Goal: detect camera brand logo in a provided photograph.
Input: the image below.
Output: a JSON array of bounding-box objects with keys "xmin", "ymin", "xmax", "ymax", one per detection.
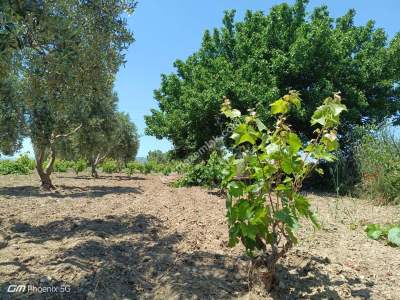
[
  {"xmin": 6, "ymin": 284, "xmax": 71, "ymax": 294},
  {"xmin": 7, "ymin": 285, "xmax": 26, "ymax": 293}
]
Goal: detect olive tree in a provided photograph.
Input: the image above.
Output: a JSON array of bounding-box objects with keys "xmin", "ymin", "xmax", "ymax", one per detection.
[
  {"xmin": 0, "ymin": 0, "xmax": 136, "ymax": 189},
  {"xmin": 70, "ymin": 110, "xmax": 139, "ymax": 178}
]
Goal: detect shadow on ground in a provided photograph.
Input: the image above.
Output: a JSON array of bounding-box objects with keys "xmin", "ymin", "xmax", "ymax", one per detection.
[
  {"xmin": 1, "ymin": 214, "xmax": 372, "ymax": 299},
  {"xmin": 269, "ymin": 255, "xmax": 372, "ymax": 300},
  {"xmin": 1, "ymin": 214, "xmax": 248, "ymax": 299},
  {"xmin": 10, "ymin": 214, "xmax": 158, "ymax": 243},
  {"xmin": 57, "ymin": 175, "xmax": 147, "ymax": 181},
  {"xmin": 0, "ymin": 184, "xmax": 142, "ymax": 199}
]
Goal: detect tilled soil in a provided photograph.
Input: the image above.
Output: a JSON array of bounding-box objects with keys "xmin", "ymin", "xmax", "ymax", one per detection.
[{"xmin": 0, "ymin": 172, "xmax": 399, "ymax": 299}]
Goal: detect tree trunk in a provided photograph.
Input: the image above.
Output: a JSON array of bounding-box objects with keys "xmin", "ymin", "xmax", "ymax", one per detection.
[
  {"xmin": 32, "ymin": 125, "xmax": 82, "ymax": 190},
  {"xmin": 90, "ymin": 152, "xmax": 108, "ymax": 178},
  {"xmin": 37, "ymin": 167, "xmax": 55, "ymax": 190},
  {"xmin": 45, "ymin": 142, "xmax": 56, "ymax": 175},
  {"xmin": 34, "ymin": 145, "xmax": 56, "ymax": 190},
  {"xmin": 91, "ymin": 161, "xmax": 99, "ymax": 178},
  {"xmin": 249, "ymin": 240, "xmax": 293, "ymax": 291}
]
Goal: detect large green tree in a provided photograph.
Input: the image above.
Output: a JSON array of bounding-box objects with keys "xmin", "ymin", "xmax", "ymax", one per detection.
[
  {"xmin": 0, "ymin": 0, "xmax": 136, "ymax": 188},
  {"xmin": 145, "ymin": 0, "xmax": 400, "ymax": 157}
]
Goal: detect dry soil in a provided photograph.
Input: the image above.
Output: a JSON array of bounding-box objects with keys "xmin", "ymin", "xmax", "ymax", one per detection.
[{"xmin": 0, "ymin": 172, "xmax": 399, "ymax": 299}]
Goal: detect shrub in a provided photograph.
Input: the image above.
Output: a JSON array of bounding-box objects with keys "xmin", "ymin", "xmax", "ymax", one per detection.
[
  {"xmin": 0, "ymin": 160, "xmax": 29, "ymax": 175},
  {"xmin": 175, "ymin": 151, "xmax": 226, "ymax": 188},
  {"xmin": 0, "ymin": 160, "xmax": 12, "ymax": 175},
  {"xmin": 125, "ymin": 160, "xmax": 176, "ymax": 176},
  {"xmin": 0, "ymin": 154, "xmax": 35, "ymax": 175},
  {"xmin": 366, "ymin": 223, "xmax": 400, "ymax": 247},
  {"xmin": 304, "ymin": 151, "xmax": 359, "ymax": 196},
  {"xmin": 162, "ymin": 165, "xmax": 172, "ymax": 175},
  {"xmin": 54, "ymin": 160, "xmax": 70, "ymax": 173},
  {"xmin": 73, "ymin": 159, "xmax": 87, "ymax": 175},
  {"xmin": 135, "ymin": 163, "xmax": 145, "ymax": 174},
  {"xmin": 143, "ymin": 161, "xmax": 156, "ymax": 174},
  {"xmin": 125, "ymin": 161, "xmax": 142, "ymax": 176},
  {"xmin": 221, "ymin": 92, "xmax": 346, "ymax": 288},
  {"xmin": 172, "ymin": 161, "xmax": 190, "ymax": 174},
  {"xmin": 101, "ymin": 159, "xmax": 119, "ymax": 174},
  {"xmin": 16, "ymin": 154, "xmax": 36, "ymax": 170},
  {"xmin": 144, "ymin": 161, "xmax": 164, "ymax": 174},
  {"xmin": 125, "ymin": 161, "xmax": 135, "ymax": 176},
  {"xmin": 174, "ymin": 163, "xmax": 206, "ymax": 186},
  {"xmin": 354, "ymin": 125, "xmax": 400, "ymax": 204}
]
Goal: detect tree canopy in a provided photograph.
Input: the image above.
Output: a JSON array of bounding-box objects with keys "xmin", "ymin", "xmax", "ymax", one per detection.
[
  {"xmin": 60, "ymin": 106, "xmax": 139, "ymax": 178},
  {"xmin": 0, "ymin": 0, "xmax": 137, "ymax": 188},
  {"xmin": 145, "ymin": 0, "xmax": 400, "ymax": 157}
]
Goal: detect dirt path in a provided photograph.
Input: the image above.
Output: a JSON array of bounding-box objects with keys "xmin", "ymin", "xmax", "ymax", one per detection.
[{"xmin": 0, "ymin": 172, "xmax": 399, "ymax": 299}]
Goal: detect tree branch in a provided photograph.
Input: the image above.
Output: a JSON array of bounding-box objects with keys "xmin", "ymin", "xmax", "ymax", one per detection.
[
  {"xmin": 94, "ymin": 151, "xmax": 110, "ymax": 165},
  {"xmin": 54, "ymin": 124, "xmax": 82, "ymax": 140}
]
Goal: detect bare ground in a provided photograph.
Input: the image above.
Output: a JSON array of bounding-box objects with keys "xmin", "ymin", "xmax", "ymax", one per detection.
[{"xmin": 0, "ymin": 172, "xmax": 399, "ymax": 299}]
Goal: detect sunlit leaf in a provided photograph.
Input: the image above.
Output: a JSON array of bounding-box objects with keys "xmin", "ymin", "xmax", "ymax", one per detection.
[
  {"xmin": 255, "ymin": 118, "xmax": 267, "ymax": 131},
  {"xmin": 270, "ymin": 99, "xmax": 289, "ymax": 115},
  {"xmin": 366, "ymin": 224, "xmax": 383, "ymax": 240},
  {"xmin": 287, "ymin": 132, "xmax": 302, "ymax": 153}
]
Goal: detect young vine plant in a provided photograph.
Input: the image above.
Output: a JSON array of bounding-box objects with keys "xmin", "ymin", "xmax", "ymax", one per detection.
[{"xmin": 221, "ymin": 91, "xmax": 347, "ymax": 288}]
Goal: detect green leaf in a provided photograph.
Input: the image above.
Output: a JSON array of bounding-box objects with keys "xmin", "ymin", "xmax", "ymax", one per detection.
[
  {"xmin": 288, "ymin": 95, "xmax": 301, "ymax": 109},
  {"xmin": 270, "ymin": 99, "xmax": 289, "ymax": 115},
  {"xmin": 251, "ymin": 207, "xmax": 267, "ymax": 225},
  {"xmin": 321, "ymin": 133, "xmax": 339, "ymax": 151},
  {"xmin": 311, "ymin": 100, "xmax": 347, "ymax": 127},
  {"xmin": 231, "ymin": 132, "xmax": 240, "ymax": 143},
  {"xmin": 311, "ymin": 145, "xmax": 336, "ymax": 162},
  {"xmin": 239, "ymin": 133, "xmax": 256, "ymax": 145},
  {"xmin": 311, "ymin": 109, "xmax": 327, "ymax": 126},
  {"xmin": 228, "ymin": 238, "xmax": 238, "ymax": 247},
  {"xmin": 275, "ymin": 208, "xmax": 295, "ymax": 228},
  {"xmin": 276, "ymin": 183, "xmax": 290, "ymax": 191},
  {"xmin": 285, "ymin": 226, "xmax": 298, "ymax": 244},
  {"xmin": 227, "ymin": 181, "xmax": 245, "ymax": 197},
  {"xmin": 232, "ymin": 124, "xmax": 257, "ymax": 145},
  {"xmin": 240, "ymin": 223, "xmax": 258, "ymax": 240},
  {"xmin": 222, "ymin": 107, "xmax": 241, "ymax": 119},
  {"xmin": 281, "ymin": 156, "xmax": 295, "ymax": 174},
  {"xmin": 262, "ymin": 163, "xmax": 277, "ymax": 177},
  {"xmin": 309, "ymin": 211, "xmax": 320, "ymax": 229},
  {"xmin": 287, "ymin": 132, "xmax": 302, "ymax": 153},
  {"xmin": 388, "ymin": 227, "xmax": 400, "ymax": 246},
  {"xmin": 365, "ymin": 224, "xmax": 383, "ymax": 240},
  {"xmin": 255, "ymin": 118, "xmax": 267, "ymax": 131},
  {"xmin": 323, "ymin": 138, "xmax": 339, "ymax": 151},
  {"xmin": 236, "ymin": 200, "xmax": 251, "ymax": 221},
  {"xmin": 228, "ymin": 224, "xmax": 241, "ymax": 247},
  {"xmin": 330, "ymin": 102, "xmax": 347, "ymax": 116},
  {"xmin": 294, "ymin": 194, "xmax": 311, "ymax": 216}
]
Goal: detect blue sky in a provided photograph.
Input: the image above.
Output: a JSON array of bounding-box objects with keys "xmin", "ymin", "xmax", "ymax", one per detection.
[{"xmin": 16, "ymin": 0, "xmax": 400, "ymax": 158}]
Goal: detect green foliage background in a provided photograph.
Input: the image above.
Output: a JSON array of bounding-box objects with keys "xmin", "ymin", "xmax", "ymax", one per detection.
[
  {"xmin": 145, "ymin": 0, "xmax": 400, "ymax": 157},
  {"xmin": 354, "ymin": 125, "xmax": 400, "ymax": 204}
]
